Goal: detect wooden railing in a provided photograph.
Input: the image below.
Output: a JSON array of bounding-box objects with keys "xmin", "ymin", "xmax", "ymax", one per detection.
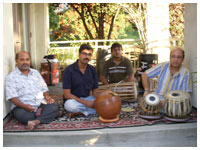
[{"xmin": 48, "ymin": 39, "xmax": 143, "ymax": 68}]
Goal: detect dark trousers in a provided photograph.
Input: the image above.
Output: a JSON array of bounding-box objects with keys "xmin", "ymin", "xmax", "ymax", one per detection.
[{"xmin": 11, "ymin": 103, "xmax": 58, "ymax": 124}]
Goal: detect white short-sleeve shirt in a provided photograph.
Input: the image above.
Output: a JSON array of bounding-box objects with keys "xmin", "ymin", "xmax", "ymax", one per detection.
[{"xmin": 5, "ymin": 67, "xmax": 48, "ymax": 110}]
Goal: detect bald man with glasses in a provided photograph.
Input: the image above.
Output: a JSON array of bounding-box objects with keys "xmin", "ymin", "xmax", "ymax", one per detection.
[{"xmin": 142, "ymin": 46, "xmax": 192, "ymax": 107}]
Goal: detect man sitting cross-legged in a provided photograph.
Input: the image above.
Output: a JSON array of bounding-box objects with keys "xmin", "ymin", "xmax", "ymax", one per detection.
[{"xmin": 5, "ymin": 51, "xmax": 58, "ymax": 130}]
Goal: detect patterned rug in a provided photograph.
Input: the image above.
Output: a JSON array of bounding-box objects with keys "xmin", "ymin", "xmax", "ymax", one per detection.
[{"xmin": 3, "ymin": 95, "xmax": 197, "ymax": 132}]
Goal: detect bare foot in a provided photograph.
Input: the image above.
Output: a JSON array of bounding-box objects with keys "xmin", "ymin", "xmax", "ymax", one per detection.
[
  {"xmin": 68, "ymin": 112, "xmax": 83, "ymax": 119},
  {"xmin": 27, "ymin": 120, "xmax": 40, "ymax": 130},
  {"xmin": 56, "ymin": 111, "xmax": 63, "ymax": 117}
]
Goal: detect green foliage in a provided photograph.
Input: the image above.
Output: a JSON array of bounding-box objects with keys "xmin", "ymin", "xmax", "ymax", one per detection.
[
  {"xmin": 120, "ymin": 3, "xmax": 147, "ymax": 53},
  {"xmin": 169, "ymin": 3, "xmax": 184, "ymax": 46},
  {"xmin": 48, "ymin": 48, "xmax": 79, "ymax": 68},
  {"xmin": 118, "ymin": 23, "xmax": 139, "ymax": 39},
  {"xmin": 49, "ymin": 5, "xmax": 60, "ymax": 41},
  {"xmin": 49, "ymin": 3, "xmax": 139, "ymax": 44},
  {"xmin": 49, "ymin": 3, "xmax": 185, "ymax": 49},
  {"xmin": 48, "ymin": 3, "xmax": 150, "ymax": 65}
]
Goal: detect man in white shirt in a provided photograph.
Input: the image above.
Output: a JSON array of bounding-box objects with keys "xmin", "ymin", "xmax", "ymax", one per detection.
[{"xmin": 5, "ymin": 51, "xmax": 58, "ymax": 130}]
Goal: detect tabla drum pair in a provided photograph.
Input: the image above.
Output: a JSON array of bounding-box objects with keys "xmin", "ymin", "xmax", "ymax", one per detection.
[
  {"xmin": 140, "ymin": 90, "xmax": 192, "ymax": 121},
  {"xmin": 139, "ymin": 93, "xmax": 161, "ymax": 119},
  {"xmin": 164, "ymin": 90, "xmax": 192, "ymax": 122}
]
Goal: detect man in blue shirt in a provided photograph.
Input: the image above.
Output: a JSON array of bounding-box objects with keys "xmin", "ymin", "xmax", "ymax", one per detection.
[{"xmin": 63, "ymin": 44, "xmax": 99, "ymax": 118}]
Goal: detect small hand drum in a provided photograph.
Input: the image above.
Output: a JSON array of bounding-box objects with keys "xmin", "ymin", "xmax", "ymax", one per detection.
[
  {"xmin": 140, "ymin": 93, "xmax": 161, "ymax": 119},
  {"xmin": 164, "ymin": 90, "xmax": 191, "ymax": 122}
]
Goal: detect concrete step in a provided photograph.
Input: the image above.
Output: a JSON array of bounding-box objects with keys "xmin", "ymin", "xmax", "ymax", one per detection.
[{"xmin": 3, "ymin": 122, "xmax": 197, "ymax": 147}]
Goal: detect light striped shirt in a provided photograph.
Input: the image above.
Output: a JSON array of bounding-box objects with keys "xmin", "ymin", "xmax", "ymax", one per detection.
[
  {"xmin": 145, "ymin": 62, "xmax": 192, "ymax": 96},
  {"xmin": 108, "ymin": 66, "xmax": 127, "ymax": 73}
]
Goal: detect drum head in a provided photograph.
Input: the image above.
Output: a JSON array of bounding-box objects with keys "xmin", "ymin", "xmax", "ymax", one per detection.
[
  {"xmin": 145, "ymin": 93, "xmax": 160, "ymax": 106},
  {"xmin": 165, "ymin": 90, "xmax": 189, "ymax": 101}
]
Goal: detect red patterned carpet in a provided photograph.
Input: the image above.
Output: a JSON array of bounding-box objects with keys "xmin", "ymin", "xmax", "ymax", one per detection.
[
  {"xmin": 3, "ymin": 95, "xmax": 197, "ymax": 132},
  {"xmin": 3, "ymin": 113, "xmax": 161, "ymax": 132}
]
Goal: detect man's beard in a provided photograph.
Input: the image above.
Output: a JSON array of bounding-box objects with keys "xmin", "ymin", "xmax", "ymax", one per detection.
[
  {"xmin": 113, "ymin": 55, "xmax": 121, "ymax": 59},
  {"xmin": 20, "ymin": 64, "xmax": 30, "ymax": 70}
]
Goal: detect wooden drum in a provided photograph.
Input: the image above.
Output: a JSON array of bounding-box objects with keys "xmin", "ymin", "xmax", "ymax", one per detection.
[
  {"xmin": 140, "ymin": 93, "xmax": 161, "ymax": 119},
  {"xmin": 98, "ymin": 82, "xmax": 137, "ymax": 101},
  {"xmin": 164, "ymin": 90, "xmax": 191, "ymax": 121}
]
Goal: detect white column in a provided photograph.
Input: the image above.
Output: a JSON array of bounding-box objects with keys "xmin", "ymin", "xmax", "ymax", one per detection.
[
  {"xmin": 146, "ymin": 3, "xmax": 170, "ymax": 63},
  {"xmin": 29, "ymin": 3, "xmax": 49, "ymax": 70},
  {"xmin": 184, "ymin": 3, "xmax": 197, "ymax": 108}
]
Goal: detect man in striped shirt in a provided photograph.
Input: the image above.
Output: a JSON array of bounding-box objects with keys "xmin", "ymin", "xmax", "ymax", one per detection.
[
  {"xmin": 142, "ymin": 46, "xmax": 192, "ymax": 106},
  {"xmin": 99, "ymin": 43, "xmax": 134, "ymax": 85}
]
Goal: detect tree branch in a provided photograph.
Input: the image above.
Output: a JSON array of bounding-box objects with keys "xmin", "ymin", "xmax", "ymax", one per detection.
[
  {"xmin": 107, "ymin": 6, "xmax": 121, "ymax": 45},
  {"xmin": 98, "ymin": 3, "xmax": 105, "ymax": 40},
  {"xmin": 69, "ymin": 3, "xmax": 94, "ymax": 39},
  {"xmin": 85, "ymin": 4, "xmax": 99, "ymax": 33}
]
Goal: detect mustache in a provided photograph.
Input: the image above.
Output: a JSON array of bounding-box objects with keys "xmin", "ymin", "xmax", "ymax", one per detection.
[
  {"xmin": 22, "ymin": 63, "xmax": 29, "ymax": 67},
  {"xmin": 83, "ymin": 58, "xmax": 89, "ymax": 61}
]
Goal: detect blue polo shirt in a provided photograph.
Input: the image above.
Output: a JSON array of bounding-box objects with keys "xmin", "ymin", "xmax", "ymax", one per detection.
[{"xmin": 63, "ymin": 60, "xmax": 98, "ymax": 98}]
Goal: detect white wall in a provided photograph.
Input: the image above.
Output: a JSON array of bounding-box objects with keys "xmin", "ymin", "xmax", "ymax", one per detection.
[
  {"xmin": 3, "ymin": 4, "xmax": 15, "ymax": 118},
  {"xmin": 3, "ymin": 3, "xmax": 50, "ymax": 117},
  {"xmin": 184, "ymin": 3, "xmax": 197, "ymax": 108},
  {"xmin": 146, "ymin": 3, "xmax": 170, "ymax": 63}
]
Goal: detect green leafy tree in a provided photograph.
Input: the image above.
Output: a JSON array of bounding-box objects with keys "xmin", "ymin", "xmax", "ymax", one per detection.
[
  {"xmin": 120, "ymin": 3, "xmax": 147, "ymax": 53},
  {"xmin": 49, "ymin": 5, "xmax": 60, "ymax": 41},
  {"xmin": 169, "ymin": 3, "xmax": 184, "ymax": 46},
  {"xmin": 49, "ymin": 3, "xmax": 139, "ymax": 44},
  {"xmin": 48, "ymin": 3, "xmax": 140, "ymax": 70},
  {"xmin": 67, "ymin": 3, "xmax": 121, "ymax": 42}
]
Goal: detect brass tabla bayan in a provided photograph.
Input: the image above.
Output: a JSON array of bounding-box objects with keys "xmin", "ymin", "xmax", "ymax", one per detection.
[
  {"xmin": 140, "ymin": 93, "xmax": 161, "ymax": 119},
  {"xmin": 164, "ymin": 90, "xmax": 191, "ymax": 121}
]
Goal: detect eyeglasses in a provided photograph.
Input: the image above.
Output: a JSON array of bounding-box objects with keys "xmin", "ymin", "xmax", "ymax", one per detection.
[
  {"xmin": 171, "ymin": 55, "xmax": 183, "ymax": 59},
  {"xmin": 81, "ymin": 52, "xmax": 92, "ymax": 57}
]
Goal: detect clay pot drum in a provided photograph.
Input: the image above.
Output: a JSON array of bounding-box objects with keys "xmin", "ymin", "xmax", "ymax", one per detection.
[{"xmin": 95, "ymin": 90, "xmax": 122, "ymax": 123}]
